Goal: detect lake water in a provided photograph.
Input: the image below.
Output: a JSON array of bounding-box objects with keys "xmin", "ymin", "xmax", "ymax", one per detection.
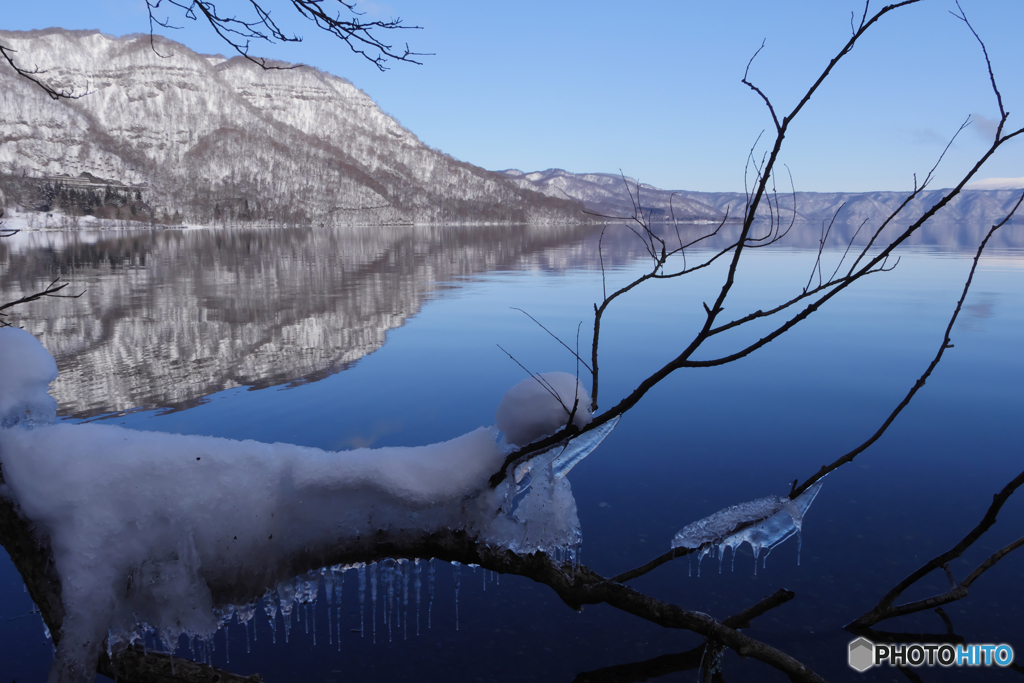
[{"xmin": 1, "ymin": 219, "xmax": 1022, "ymax": 682}]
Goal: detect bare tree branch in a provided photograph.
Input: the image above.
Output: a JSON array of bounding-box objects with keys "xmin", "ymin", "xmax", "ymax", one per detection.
[
  {"xmin": 144, "ymin": 0, "xmax": 430, "ymax": 71},
  {"xmin": 571, "ymin": 588, "xmax": 796, "ymax": 683},
  {"xmin": 0, "ymin": 41, "xmax": 88, "ymax": 99},
  {"xmin": 0, "ymin": 278, "xmax": 85, "ymax": 328},
  {"xmin": 511, "ymin": 307, "xmax": 592, "ymax": 373},
  {"xmin": 742, "ymin": 40, "xmax": 781, "ymax": 132},
  {"xmin": 951, "ymin": 1, "xmax": 1005, "ymax": 138},
  {"xmin": 849, "ymin": 469, "xmax": 1024, "ymax": 628},
  {"xmin": 791, "ymin": 190, "xmax": 1024, "ymax": 497}
]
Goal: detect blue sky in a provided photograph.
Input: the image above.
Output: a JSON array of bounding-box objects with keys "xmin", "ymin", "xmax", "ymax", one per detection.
[{"xmin": 4, "ymin": 1, "xmax": 1021, "ymax": 192}]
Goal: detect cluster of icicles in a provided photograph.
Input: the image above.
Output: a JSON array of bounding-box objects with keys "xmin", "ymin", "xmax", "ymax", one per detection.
[
  {"xmin": 104, "ymin": 558, "xmax": 505, "ymax": 669},
  {"xmin": 672, "ymin": 479, "xmax": 825, "ymax": 578}
]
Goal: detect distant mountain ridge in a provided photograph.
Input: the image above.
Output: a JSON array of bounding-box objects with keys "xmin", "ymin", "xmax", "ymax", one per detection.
[
  {"xmin": 0, "ymin": 29, "xmax": 583, "ymax": 225},
  {"xmin": 501, "ymin": 168, "xmax": 1024, "ymax": 227}
]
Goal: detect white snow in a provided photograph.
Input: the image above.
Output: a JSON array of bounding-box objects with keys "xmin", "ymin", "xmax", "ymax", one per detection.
[
  {"xmin": 0, "ymin": 328, "xmax": 58, "ymax": 428},
  {"xmin": 495, "ymin": 372, "xmax": 592, "ymax": 446},
  {"xmin": 965, "ymin": 177, "xmax": 1024, "ymax": 190},
  {"xmin": 0, "ymin": 335, "xmax": 597, "ymax": 682},
  {"xmin": 671, "ymin": 480, "xmax": 824, "ymax": 575}
]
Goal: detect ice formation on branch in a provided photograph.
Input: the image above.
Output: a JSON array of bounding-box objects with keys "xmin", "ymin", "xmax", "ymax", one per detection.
[
  {"xmin": 0, "ymin": 329, "xmax": 606, "ymax": 683},
  {"xmin": 671, "ymin": 480, "xmax": 824, "ymax": 576}
]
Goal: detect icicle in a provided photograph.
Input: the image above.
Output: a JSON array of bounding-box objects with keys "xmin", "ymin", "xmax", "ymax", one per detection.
[
  {"xmin": 278, "ymin": 581, "xmax": 296, "ymax": 644},
  {"xmin": 312, "ymin": 603, "xmax": 316, "ymax": 646},
  {"xmin": 452, "ymin": 561, "xmax": 461, "ymax": 632},
  {"xmin": 224, "ymin": 624, "xmax": 229, "ymax": 664},
  {"xmin": 358, "ymin": 565, "xmax": 366, "ymax": 638},
  {"xmin": 428, "ymin": 559, "xmax": 435, "ymax": 629},
  {"xmin": 385, "ymin": 565, "xmax": 391, "ymax": 643},
  {"xmin": 244, "ymin": 620, "xmax": 251, "ymax": 654},
  {"xmin": 324, "ymin": 568, "xmax": 335, "ymax": 605},
  {"xmin": 414, "ymin": 559, "xmax": 422, "ymax": 637},
  {"xmin": 401, "ymin": 560, "xmax": 409, "ymax": 641},
  {"xmin": 370, "ymin": 561, "xmax": 378, "ymax": 644},
  {"xmin": 718, "ymin": 544, "xmax": 723, "ymax": 574},
  {"xmin": 325, "ymin": 568, "xmax": 334, "ymax": 647},
  {"xmin": 482, "ymin": 566, "xmax": 486, "ymax": 591},
  {"xmin": 342, "ymin": 565, "xmax": 350, "ymax": 651},
  {"xmin": 265, "ymin": 597, "xmax": 278, "ymax": 645},
  {"xmin": 386, "ymin": 560, "xmax": 393, "ymax": 643}
]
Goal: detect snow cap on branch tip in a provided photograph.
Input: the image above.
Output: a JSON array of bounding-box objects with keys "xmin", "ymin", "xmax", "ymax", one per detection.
[
  {"xmin": 495, "ymin": 372, "xmax": 592, "ymax": 447},
  {"xmin": 0, "ymin": 327, "xmax": 57, "ymax": 428}
]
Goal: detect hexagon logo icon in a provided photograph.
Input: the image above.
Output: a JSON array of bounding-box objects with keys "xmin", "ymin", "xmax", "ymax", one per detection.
[{"xmin": 849, "ymin": 637, "xmax": 874, "ymax": 672}]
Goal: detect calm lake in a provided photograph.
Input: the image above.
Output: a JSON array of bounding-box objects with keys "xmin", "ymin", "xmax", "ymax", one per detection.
[{"xmin": 1, "ymin": 218, "xmax": 1022, "ymax": 682}]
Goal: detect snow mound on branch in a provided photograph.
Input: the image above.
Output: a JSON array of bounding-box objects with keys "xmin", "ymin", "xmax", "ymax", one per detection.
[
  {"xmin": 0, "ymin": 327, "xmax": 58, "ymax": 428},
  {"xmin": 495, "ymin": 372, "xmax": 592, "ymax": 446},
  {"xmin": 2, "ymin": 422, "xmax": 509, "ymax": 680},
  {"xmin": 0, "ymin": 338, "xmax": 598, "ymax": 682}
]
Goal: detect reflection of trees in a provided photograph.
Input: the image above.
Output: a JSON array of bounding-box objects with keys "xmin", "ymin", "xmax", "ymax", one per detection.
[{"xmin": 2, "ymin": 3, "xmax": 1024, "ymax": 683}]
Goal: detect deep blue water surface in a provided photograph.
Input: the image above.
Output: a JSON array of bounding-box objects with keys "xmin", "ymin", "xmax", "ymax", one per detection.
[{"xmin": 1, "ymin": 221, "xmax": 1022, "ymax": 682}]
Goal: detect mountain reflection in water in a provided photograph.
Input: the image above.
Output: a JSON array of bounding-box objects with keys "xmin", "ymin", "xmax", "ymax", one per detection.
[
  {"xmin": 4, "ymin": 219, "xmax": 1022, "ymax": 420},
  {"xmin": 1, "ymin": 223, "xmax": 607, "ymax": 418}
]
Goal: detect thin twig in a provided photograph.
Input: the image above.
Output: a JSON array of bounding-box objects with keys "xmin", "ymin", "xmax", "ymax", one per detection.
[
  {"xmin": 511, "ymin": 308, "xmax": 592, "ymax": 373},
  {"xmin": 849, "ymin": 469, "xmax": 1024, "ymax": 628},
  {"xmin": 791, "ymin": 190, "xmax": 1024, "ymax": 497}
]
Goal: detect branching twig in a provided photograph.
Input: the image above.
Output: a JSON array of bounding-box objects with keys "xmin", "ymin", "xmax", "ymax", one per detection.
[
  {"xmin": 791, "ymin": 189, "xmax": 1024, "ymax": 497},
  {"xmin": 495, "ymin": 344, "xmax": 574, "ymax": 417},
  {"xmin": 145, "ymin": 0, "xmax": 429, "ymax": 71},
  {"xmin": 511, "ymin": 307, "xmax": 592, "ymax": 373},
  {"xmin": 0, "ymin": 41, "xmax": 87, "ymax": 99},
  {"xmin": 0, "ymin": 278, "xmax": 85, "ymax": 328},
  {"xmin": 849, "ymin": 469, "xmax": 1024, "ymax": 628}
]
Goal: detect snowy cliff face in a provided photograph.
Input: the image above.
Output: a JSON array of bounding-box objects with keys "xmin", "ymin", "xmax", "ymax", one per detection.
[
  {"xmin": 0, "ymin": 29, "xmax": 582, "ymax": 224},
  {"xmin": 502, "ymin": 168, "xmax": 1024, "ymax": 229}
]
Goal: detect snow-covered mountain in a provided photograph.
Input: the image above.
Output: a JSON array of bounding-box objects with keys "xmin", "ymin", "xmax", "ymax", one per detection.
[
  {"xmin": 502, "ymin": 168, "xmax": 1024, "ymax": 228},
  {"xmin": 0, "ymin": 29, "xmax": 583, "ymax": 225}
]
